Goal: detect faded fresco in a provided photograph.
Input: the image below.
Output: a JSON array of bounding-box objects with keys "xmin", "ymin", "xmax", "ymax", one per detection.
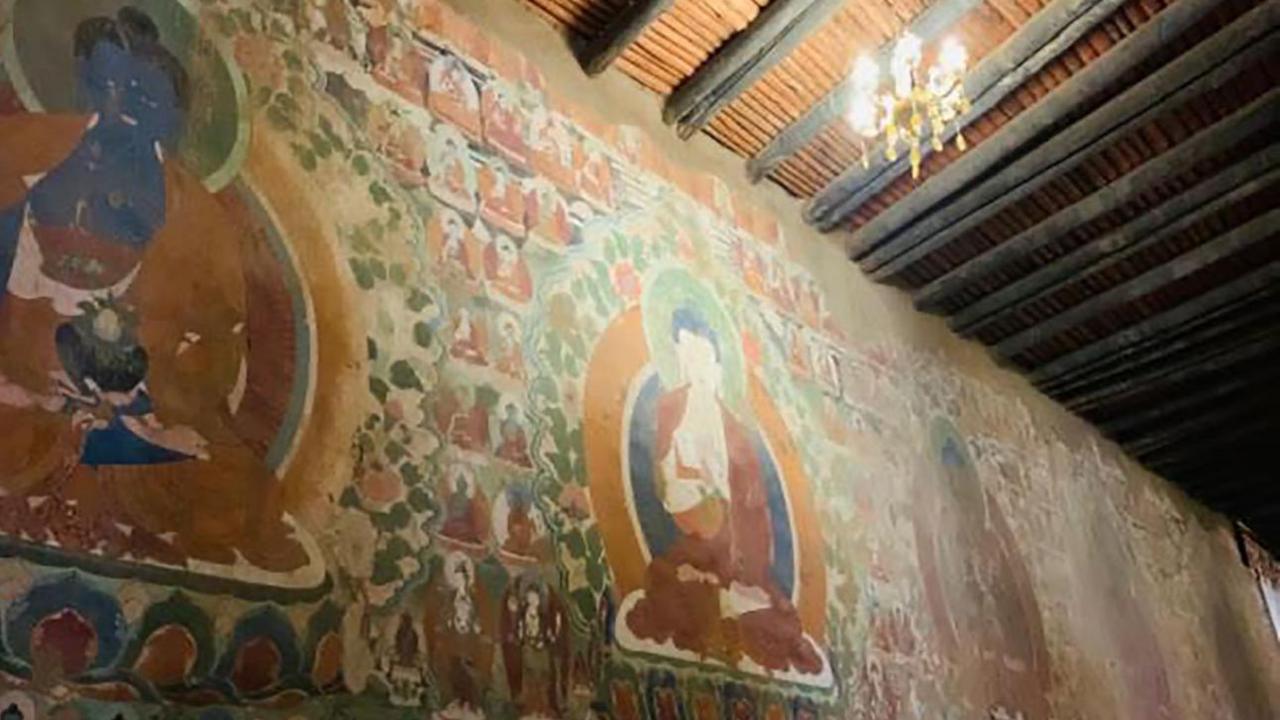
[{"xmin": 0, "ymin": 0, "xmax": 1277, "ymax": 718}]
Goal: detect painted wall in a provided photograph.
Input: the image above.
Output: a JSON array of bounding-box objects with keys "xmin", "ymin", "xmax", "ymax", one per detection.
[{"xmin": 0, "ymin": 0, "xmax": 1276, "ymax": 718}]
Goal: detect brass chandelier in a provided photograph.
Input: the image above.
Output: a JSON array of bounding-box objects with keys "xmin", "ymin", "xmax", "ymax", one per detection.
[{"xmin": 847, "ymin": 33, "xmax": 970, "ymax": 178}]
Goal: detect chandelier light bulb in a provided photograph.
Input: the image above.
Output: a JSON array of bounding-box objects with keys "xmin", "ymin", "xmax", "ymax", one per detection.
[
  {"xmin": 853, "ymin": 54, "xmax": 880, "ymax": 93},
  {"xmin": 939, "ymin": 36, "xmax": 968, "ymax": 75},
  {"xmin": 890, "ymin": 32, "xmax": 922, "ymax": 98},
  {"xmin": 845, "ymin": 31, "xmax": 971, "ymax": 178}
]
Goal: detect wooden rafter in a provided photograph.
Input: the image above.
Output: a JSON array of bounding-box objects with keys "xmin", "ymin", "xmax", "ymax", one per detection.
[
  {"xmin": 1158, "ymin": 435, "xmax": 1276, "ymax": 485},
  {"xmin": 575, "ymin": 0, "xmax": 674, "ymax": 76},
  {"xmin": 1099, "ymin": 360, "xmax": 1280, "ymax": 437},
  {"xmin": 663, "ymin": 0, "xmax": 847, "ymax": 139},
  {"xmin": 1128, "ymin": 397, "xmax": 1280, "ymax": 459},
  {"xmin": 995, "ymin": 205, "xmax": 1280, "ymax": 359},
  {"xmin": 915, "ymin": 119, "xmax": 1280, "ymax": 314},
  {"xmin": 1028, "ymin": 258, "xmax": 1280, "ymax": 385},
  {"xmin": 946, "ymin": 146, "xmax": 1280, "ymax": 336},
  {"xmin": 1065, "ymin": 328, "xmax": 1280, "ymax": 414},
  {"xmin": 1040, "ymin": 291, "xmax": 1280, "ymax": 398},
  {"xmin": 745, "ymin": 0, "xmax": 985, "ymax": 182},
  {"xmin": 858, "ymin": 1, "xmax": 1280, "ymax": 276}
]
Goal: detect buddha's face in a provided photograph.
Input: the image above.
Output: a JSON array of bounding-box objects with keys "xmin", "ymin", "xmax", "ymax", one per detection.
[
  {"xmin": 676, "ymin": 328, "xmax": 721, "ymax": 395},
  {"xmin": 79, "ymin": 41, "xmax": 181, "ymax": 147}
]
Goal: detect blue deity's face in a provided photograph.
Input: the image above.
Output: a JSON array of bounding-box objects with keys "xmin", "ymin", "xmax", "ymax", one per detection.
[{"xmin": 77, "ymin": 40, "xmax": 182, "ymax": 147}]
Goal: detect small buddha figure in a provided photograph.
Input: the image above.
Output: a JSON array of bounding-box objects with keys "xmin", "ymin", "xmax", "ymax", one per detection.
[
  {"xmin": 522, "ymin": 178, "xmax": 573, "ymax": 250},
  {"xmin": 483, "ymin": 234, "xmax": 533, "ymax": 306},
  {"xmin": 386, "ymin": 613, "xmax": 426, "ymax": 706},
  {"xmin": 427, "ymin": 53, "xmax": 482, "ymax": 139},
  {"xmin": 448, "ymin": 307, "xmax": 487, "ymax": 366},
  {"xmin": 495, "ymin": 402, "xmax": 532, "ymax": 469},
  {"xmin": 431, "ymin": 208, "xmax": 475, "ymax": 279},
  {"xmin": 436, "ymin": 385, "xmax": 489, "ymax": 454},
  {"xmin": 575, "ymin": 140, "xmax": 614, "ymax": 211},
  {"xmin": 428, "ymin": 552, "xmax": 492, "ymax": 716},
  {"xmin": 499, "ymin": 484, "xmax": 546, "ymax": 562},
  {"xmin": 528, "ymin": 105, "xmax": 577, "ymax": 194},
  {"xmin": 481, "ymin": 78, "xmax": 527, "ymax": 166},
  {"xmin": 494, "ymin": 315, "xmax": 525, "ymax": 380},
  {"xmin": 500, "ymin": 578, "xmax": 567, "ymax": 717},
  {"xmin": 766, "ymin": 259, "xmax": 794, "ymax": 314},
  {"xmin": 374, "ymin": 106, "xmax": 427, "ymax": 188},
  {"xmin": 427, "ymin": 124, "xmax": 477, "ymax": 214},
  {"xmin": 478, "ymin": 159, "xmax": 526, "ymax": 237},
  {"xmin": 438, "ymin": 465, "xmax": 489, "ymax": 546}
]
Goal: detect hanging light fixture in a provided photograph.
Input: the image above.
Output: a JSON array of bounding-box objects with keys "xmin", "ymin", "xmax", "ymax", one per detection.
[{"xmin": 847, "ymin": 33, "xmax": 970, "ymax": 179}]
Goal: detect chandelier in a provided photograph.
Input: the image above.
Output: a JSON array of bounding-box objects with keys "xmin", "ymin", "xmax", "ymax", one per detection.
[{"xmin": 846, "ymin": 33, "xmax": 970, "ymax": 179}]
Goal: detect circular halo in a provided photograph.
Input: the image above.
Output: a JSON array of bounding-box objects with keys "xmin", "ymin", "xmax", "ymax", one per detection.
[
  {"xmin": 640, "ymin": 266, "xmax": 746, "ymax": 411},
  {"xmin": 0, "ymin": 0, "xmax": 249, "ymax": 192}
]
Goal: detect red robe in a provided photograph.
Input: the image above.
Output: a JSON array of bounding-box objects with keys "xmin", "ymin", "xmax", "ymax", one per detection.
[{"xmin": 626, "ymin": 385, "xmax": 820, "ymax": 673}]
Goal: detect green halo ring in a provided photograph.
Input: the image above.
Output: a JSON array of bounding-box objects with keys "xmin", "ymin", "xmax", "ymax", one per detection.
[
  {"xmin": 640, "ymin": 265, "xmax": 746, "ymax": 412},
  {"xmin": 0, "ymin": 0, "xmax": 249, "ymax": 192}
]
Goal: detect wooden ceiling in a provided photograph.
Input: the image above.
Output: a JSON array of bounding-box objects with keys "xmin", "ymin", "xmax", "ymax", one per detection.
[{"xmin": 520, "ymin": 0, "xmax": 1280, "ymax": 547}]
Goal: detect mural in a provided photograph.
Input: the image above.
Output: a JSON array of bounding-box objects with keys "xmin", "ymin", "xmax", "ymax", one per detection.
[
  {"xmin": 0, "ymin": 0, "xmax": 1276, "ymax": 718},
  {"xmin": 0, "ymin": 0, "xmax": 334, "ymax": 595}
]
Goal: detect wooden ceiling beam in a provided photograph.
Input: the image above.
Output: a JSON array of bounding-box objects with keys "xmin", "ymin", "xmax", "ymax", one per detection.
[
  {"xmin": 746, "ymin": 0, "xmax": 986, "ymax": 182},
  {"xmin": 1065, "ymin": 330, "xmax": 1280, "ymax": 415},
  {"xmin": 1029, "ymin": 258, "xmax": 1280, "ymax": 386},
  {"xmin": 1126, "ymin": 395, "xmax": 1280, "ymax": 459},
  {"xmin": 858, "ymin": 2, "xmax": 1280, "ymax": 276},
  {"xmin": 662, "ymin": 0, "xmax": 847, "ymax": 139},
  {"xmin": 1040, "ymin": 292, "xmax": 1280, "ymax": 397},
  {"xmin": 920, "ymin": 127, "xmax": 1280, "ymax": 317},
  {"xmin": 1159, "ymin": 438, "xmax": 1274, "ymax": 490},
  {"xmin": 945, "ymin": 145, "xmax": 1280, "ymax": 336},
  {"xmin": 575, "ymin": 0, "xmax": 675, "ymax": 76},
  {"xmin": 1141, "ymin": 425, "xmax": 1279, "ymax": 487},
  {"xmin": 1099, "ymin": 361, "xmax": 1280, "ymax": 438},
  {"xmin": 994, "ymin": 204, "xmax": 1280, "ymax": 359}
]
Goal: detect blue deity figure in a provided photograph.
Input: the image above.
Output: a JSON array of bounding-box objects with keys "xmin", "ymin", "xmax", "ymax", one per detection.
[{"xmin": 0, "ymin": 7, "xmax": 307, "ymax": 573}]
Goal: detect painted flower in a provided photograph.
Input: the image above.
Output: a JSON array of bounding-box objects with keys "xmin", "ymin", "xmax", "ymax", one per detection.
[
  {"xmin": 558, "ymin": 484, "xmax": 593, "ymax": 522},
  {"xmin": 611, "ymin": 261, "xmax": 641, "ymax": 304},
  {"xmin": 401, "ymin": 519, "xmax": 432, "ymax": 553},
  {"xmin": 358, "ymin": 466, "xmax": 405, "ymax": 512},
  {"xmin": 330, "ymin": 509, "xmax": 377, "ymax": 581},
  {"xmin": 383, "ymin": 389, "xmax": 426, "ymax": 428},
  {"xmin": 399, "ymin": 426, "xmax": 440, "ymax": 460},
  {"xmin": 396, "ymin": 555, "xmax": 421, "ymax": 579}
]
